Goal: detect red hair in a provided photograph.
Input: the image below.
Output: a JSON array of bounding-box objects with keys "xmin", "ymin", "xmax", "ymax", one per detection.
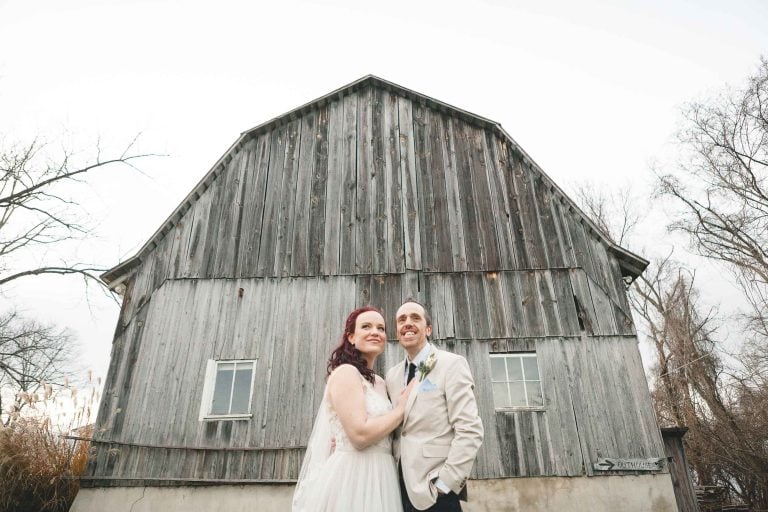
[{"xmin": 327, "ymin": 306, "xmax": 382, "ymax": 384}]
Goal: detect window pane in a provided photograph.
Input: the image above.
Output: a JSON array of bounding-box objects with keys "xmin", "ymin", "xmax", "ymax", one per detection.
[
  {"xmin": 230, "ymin": 367, "xmax": 253, "ymax": 413},
  {"xmin": 522, "ymin": 356, "xmax": 540, "ymax": 381},
  {"xmin": 527, "ymin": 381, "xmax": 544, "ymax": 406},
  {"xmin": 508, "ymin": 381, "xmax": 526, "ymax": 406},
  {"xmin": 492, "ymin": 382, "xmax": 510, "ymax": 408},
  {"xmin": 211, "ymin": 365, "xmax": 234, "ymax": 414},
  {"xmin": 490, "ymin": 357, "xmax": 506, "ymax": 382},
  {"xmin": 507, "ymin": 356, "xmax": 523, "ymax": 381}
]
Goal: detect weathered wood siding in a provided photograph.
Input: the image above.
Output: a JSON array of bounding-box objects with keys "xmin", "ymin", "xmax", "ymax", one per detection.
[
  {"xmin": 117, "ymin": 86, "xmax": 630, "ymax": 330},
  {"xmin": 89, "ymin": 81, "xmax": 660, "ymax": 485},
  {"xmin": 89, "ymin": 273, "xmax": 660, "ymax": 482}
]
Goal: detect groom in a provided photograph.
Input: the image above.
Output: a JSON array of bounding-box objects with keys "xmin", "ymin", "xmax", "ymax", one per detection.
[{"xmin": 386, "ymin": 299, "xmax": 484, "ymax": 512}]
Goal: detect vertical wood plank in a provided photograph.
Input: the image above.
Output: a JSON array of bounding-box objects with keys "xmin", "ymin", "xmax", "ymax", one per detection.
[
  {"xmin": 483, "ymin": 131, "xmax": 517, "ymax": 269},
  {"xmin": 307, "ymin": 106, "xmax": 330, "ymax": 276},
  {"xmin": 552, "ymin": 270, "xmax": 581, "ymax": 336},
  {"xmin": 533, "ymin": 178, "xmax": 565, "ymax": 268},
  {"xmin": 495, "ymin": 411, "xmax": 520, "ymax": 476},
  {"xmin": 511, "ymin": 157, "xmax": 547, "ymax": 268},
  {"xmin": 537, "ymin": 271, "xmax": 563, "ymax": 336},
  {"xmin": 275, "ymin": 119, "xmax": 301, "ymax": 276},
  {"xmin": 182, "ymin": 185, "xmax": 214, "ymax": 279},
  {"xmin": 550, "ymin": 194, "xmax": 577, "ymax": 268},
  {"xmin": 291, "ymin": 113, "xmax": 317, "ymax": 276},
  {"xmin": 235, "ymin": 134, "xmax": 270, "ymax": 277},
  {"xmin": 569, "ymin": 268, "xmax": 598, "ymax": 335},
  {"xmin": 338, "ymin": 93, "xmax": 358, "ymax": 274},
  {"xmin": 451, "ymin": 121, "xmax": 483, "ymax": 269},
  {"xmin": 483, "ymin": 272, "xmax": 507, "ymax": 339},
  {"xmin": 384, "ymin": 91, "xmax": 404, "ymax": 273},
  {"xmin": 442, "ymin": 116, "xmax": 468, "ymax": 271},
  {"xmin": 355, "ymin": 88, "xmax": 374, "ymax": 274},
  {"xmin": 467, "ymin": 125, "xmax": 500, "ymax": 269},
  {"xmin": 321, "ymin": 99, "xmax": 344, "ymax": 274},
  {"xmin": 257, "ymin": 126, "xmax": 288, "ymax": 276},
  {"xmin": 428, "ymin": 111, "xmax": 455, "ymax": 271},
  {"xmin": 500, "ymin": 271, "xmax": 525, "ymax": 338},
  {"xmin": 586, "ymin": 274, "xmax": 618, "ymax": 335},
  {"xmin": 218, "ymin": 150, "xmax": 249, "ymax": 277},
  {"xmin": 450, "ymin": 273, "xmax": 472, "ymax": 339},
  {"xmin": 199, "ymin": 171, "xmax": 225, "ymax": 278},
  {"xmin": 398, "ymin": 96, "xmax": 421, "ymax": 271},
  {"xmin": 466, "ymin": 272, "xmax": 490, "ymax": 339},
  {"xmin": 520, "ymin": 271, "xmax": 544, "ymax": 337},
  {"xmin": 413, "ymin": 105, "xmax": 437, "ymax": 271}
]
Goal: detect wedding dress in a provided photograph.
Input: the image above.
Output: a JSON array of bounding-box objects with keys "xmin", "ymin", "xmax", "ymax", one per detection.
[{"xmin": 293, "ymin": 375, "xmax": 403, "ymax": 512}]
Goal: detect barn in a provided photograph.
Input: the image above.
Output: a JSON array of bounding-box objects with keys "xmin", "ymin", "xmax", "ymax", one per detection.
[{"xmin": 72, "ymin": 76, "xmax": 678, "ymax": 511}]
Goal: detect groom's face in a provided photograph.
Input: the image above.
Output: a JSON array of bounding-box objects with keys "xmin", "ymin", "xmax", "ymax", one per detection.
[{"xmin": 396, "ymin": 302, "xmax": 432, "ymax": 355}]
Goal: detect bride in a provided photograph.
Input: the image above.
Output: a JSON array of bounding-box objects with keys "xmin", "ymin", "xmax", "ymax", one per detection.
[{"xmin": 293, "ymin": 306, "xmax": 415, "ymax": 512}]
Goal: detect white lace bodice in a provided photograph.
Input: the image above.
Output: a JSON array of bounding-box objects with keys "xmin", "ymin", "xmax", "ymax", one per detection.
[{"xmin": 327, "ymin": 376, "xmax": 393, "ymax": 453}]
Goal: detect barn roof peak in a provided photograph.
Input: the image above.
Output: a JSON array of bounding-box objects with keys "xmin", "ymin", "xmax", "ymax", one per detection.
[
  {"xmin": 237, "ymin": 74, "xmax": 501, "ymax": 141},
  {"xmin": 101, "ymin": 75, "xmax": 648, "ymax": 287}
]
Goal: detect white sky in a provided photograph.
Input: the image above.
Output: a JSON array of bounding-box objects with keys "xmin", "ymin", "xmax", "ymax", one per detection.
[{"xmin": 1, "ymin": 0, "xmax": 766, "ymax": 387}]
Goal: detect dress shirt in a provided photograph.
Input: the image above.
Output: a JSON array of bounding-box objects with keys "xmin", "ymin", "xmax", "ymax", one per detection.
[{"xmin": 403, "ymin": 342, "xmax": 433, "ymax": 386}]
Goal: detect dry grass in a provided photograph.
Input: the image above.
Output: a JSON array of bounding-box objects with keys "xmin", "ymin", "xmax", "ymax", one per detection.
[
  {"xmin": 0, "ymin": 375, "xmax": 98, "ymax": 512},
  {"xmin": 0, "ymin": 419, "xmax": 91, "ymax": 512}
]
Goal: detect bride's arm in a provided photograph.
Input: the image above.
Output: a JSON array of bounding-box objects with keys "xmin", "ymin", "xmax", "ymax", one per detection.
[{"xmin": 328, "ymin": 365, "xmax": 413, "ymax": 450}]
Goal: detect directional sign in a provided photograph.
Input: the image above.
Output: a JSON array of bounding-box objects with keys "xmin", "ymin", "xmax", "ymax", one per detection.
[{"xmin": 593, "ymin": 458, "xmax": 664, "ymax": 471}]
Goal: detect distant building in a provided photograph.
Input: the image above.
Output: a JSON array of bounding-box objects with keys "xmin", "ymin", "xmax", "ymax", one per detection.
[{"xmin": 72, "ymin": 76, "xmax": 677, "ymax": 511}]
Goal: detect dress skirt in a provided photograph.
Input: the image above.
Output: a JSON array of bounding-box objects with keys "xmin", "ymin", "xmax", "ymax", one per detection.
[{"xmin": 297, "ymin": 444, "xmax": 403, "ymax": 512}]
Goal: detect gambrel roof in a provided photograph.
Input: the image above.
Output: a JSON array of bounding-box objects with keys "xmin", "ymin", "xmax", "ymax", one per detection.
[{"xmin": 102, "ymin": 75, "xmax": 647, "ymax": 287}]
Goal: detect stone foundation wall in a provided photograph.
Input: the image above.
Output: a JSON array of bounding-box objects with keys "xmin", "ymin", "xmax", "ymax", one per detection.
[{"xmin": 71, "ymin": 474, "xmax": 678, "ymax": 512}]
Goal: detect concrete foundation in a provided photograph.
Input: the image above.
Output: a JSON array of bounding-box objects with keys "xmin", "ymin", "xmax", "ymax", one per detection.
[
  {"xmin": 71, "ymin": 474, "xmax": 678, "ymax": 512},
  {"xmin": 464, "ymin": 474, "xmax": 678, "ymax": 512}
]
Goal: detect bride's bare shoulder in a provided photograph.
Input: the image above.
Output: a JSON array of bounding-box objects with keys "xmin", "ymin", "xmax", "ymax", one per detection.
[{"xmin": 328, "ymin": 364, "xmax": 363, "ymax": 386}]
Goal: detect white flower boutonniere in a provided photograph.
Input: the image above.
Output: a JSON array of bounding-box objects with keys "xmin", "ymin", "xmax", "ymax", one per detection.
[{"xmin": 417, "ymin": 352, "xmax": 437, "ymax": 382}]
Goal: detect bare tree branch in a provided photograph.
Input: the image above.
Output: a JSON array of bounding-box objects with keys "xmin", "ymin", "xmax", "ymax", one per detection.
[
  {"xmin": 0, "ymin": 136, "xmax": 158, "ymax": 290},
  {"xmin": 0, "ymin": 132, "xmax": 157, "ymax": 427}
]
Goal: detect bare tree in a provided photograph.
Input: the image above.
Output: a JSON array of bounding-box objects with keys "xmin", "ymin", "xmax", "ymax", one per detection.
[
  {"xmin": 0, "ymin": 135, "xmax": 151, "ymax": 288},
  {"xmin": 0, "ymin": 311, "xmax": 74, "ymax": 426},
  {"xmin": 657, "ymin": 57, "xmax": 768, "ymax": 345},
  {"xmin": 0, "ymin": 134, "xmax": 154, "ymax": 423}
]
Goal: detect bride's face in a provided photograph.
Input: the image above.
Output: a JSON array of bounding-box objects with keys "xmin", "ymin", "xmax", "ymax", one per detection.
[{"xmin": 347, "ymin": 311, "xmax": 386, "ymax": 356}]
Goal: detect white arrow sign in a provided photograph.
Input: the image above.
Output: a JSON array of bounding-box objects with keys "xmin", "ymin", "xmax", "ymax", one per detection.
[{"xmin": 593, "ymin": 458, "xmax": 664, "ymax": 471}]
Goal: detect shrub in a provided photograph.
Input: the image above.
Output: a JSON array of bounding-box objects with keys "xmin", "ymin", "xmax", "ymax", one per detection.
[{"xmin": 0, "ymin": 418, "xmax": 91, "ymax": 512}]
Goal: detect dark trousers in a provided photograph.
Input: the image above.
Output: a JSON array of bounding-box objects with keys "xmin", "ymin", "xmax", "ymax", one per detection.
[{"xmin": 398, "ymin": 463, "xmax": 462, "ymax": 512}]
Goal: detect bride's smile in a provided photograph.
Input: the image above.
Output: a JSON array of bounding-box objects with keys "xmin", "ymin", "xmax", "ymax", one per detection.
[{"xmin": 347, "ymin": 311, "xmax": 387, "ymax": 364}]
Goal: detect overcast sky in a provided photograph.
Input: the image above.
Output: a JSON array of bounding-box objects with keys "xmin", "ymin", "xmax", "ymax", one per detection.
[{"xmin": 1, "ymin": 0, "xmax": 766, "ymax": 385}]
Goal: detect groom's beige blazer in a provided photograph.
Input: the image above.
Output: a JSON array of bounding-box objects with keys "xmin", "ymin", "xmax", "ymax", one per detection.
[{"xmin": 386, "ymin": 347, "xmax": 483, "ymax": 511}]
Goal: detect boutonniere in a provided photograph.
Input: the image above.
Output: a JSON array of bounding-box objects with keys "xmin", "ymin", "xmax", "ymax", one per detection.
[{"xmin": 417, "ymin": 352, "xmax": 437, "ymax": 381}]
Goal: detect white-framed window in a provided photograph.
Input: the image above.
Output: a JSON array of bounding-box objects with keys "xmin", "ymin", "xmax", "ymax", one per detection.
[
  {"xmin": 199, "ymin": 359, "xmax": 257, "ymax": 421},
  {"xmin": 490, "ymin": 353, "xmax": 544, "ymax": 409}
]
